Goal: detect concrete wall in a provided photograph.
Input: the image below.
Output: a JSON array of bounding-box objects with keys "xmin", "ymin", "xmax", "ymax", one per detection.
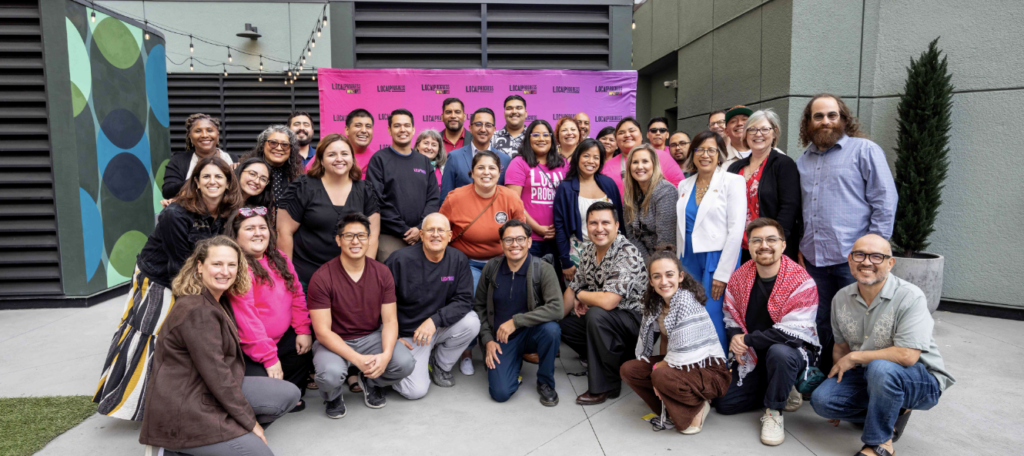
[
  {"xmin": 95, "ymin": 1, "xmax": 331, "ymax": 74},
  {"xmin": 633, "ymin": 0, "xmax": 1024, "ymax": 308}
]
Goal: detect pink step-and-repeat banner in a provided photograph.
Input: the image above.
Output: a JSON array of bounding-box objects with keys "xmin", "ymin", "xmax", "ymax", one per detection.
[{"xmin": 317, "ymin": 68, "xmax": 637, "ymax": 155}]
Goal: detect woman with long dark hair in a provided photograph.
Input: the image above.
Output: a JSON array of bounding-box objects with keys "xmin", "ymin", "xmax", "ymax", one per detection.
[
  {"xmin": 234, "ymin": 157, "xmax": 275, "ymax": 226},
  {"xmin": 227, "ymin": 206, "xmax": 313, "ymax": 411},
  {"xmin": 504, "ymin": 119, "xmax": 570, "ymax": 269},
  {"xmin": 161, "ymin": 113, "xmax": 234, "ymax": 200},
  {"xmin": 96, "ymin": 156, "xmax": 244, "ymax": 420},
  {"xmin": 620, "ymin": 246, "xmax": 731, "ymax": 435}
]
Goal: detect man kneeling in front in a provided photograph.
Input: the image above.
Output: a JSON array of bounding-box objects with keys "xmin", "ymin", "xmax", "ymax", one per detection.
[
  {"xmin": 475, "ymin": 219, "xmax": 563, "ymax": 406},
  {"xmin": 308, "ymin": 213, "xmax": 415, "ymax": 418},
  {"xmin": 811, "ymin": 234, "xmax": 954, "ymax": 456}
]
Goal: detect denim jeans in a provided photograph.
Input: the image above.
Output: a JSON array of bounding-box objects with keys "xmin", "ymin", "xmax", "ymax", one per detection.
[
  {"xmin": 487, "ymin": 322, "xmax": 561, "ymax": 402},
  {"xmin": 467, "ymin": 258, "xmax": 491, "ymax": 351},
  {"xmin": 804, "ymin": 261, "xmax": 856, "ymax": 372},
  {"xmin": 811, "ymin": 360, "xmax": 941, "ymax": 445}
]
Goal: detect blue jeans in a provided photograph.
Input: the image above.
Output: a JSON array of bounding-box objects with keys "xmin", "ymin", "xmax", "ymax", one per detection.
[
  {"xmin": 804, "ymin": 261, "xmax": 856, "ymax": 371},
  {"xmin": 811, "ymin": 360, "xmax": 941, "ymax": 445},
  {"xmin": 487, "ymin": 322, "xmax": 561, "ymax": 402}
]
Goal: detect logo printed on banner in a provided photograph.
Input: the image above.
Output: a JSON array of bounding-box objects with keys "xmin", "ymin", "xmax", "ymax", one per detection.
[
  {"xmin": 421, "ymin": 84, "xmax": 450, "ymax": 94},
  {"xmin": 422, "ymin": 115, "xmax": 443, "ymax": 122},
  {"xmin": 596, "ymin": 115, "xmax": 623, "ymax": 123},
  {"xmin": 510, "ymin": 84, "xmax": 538, "ymax": 94},
  {"xmin": 553, "ymin": 86, "xmax": 580, "ymax": 93},
  {"xmin": 552, "ymin": 113, "xmax": 575, "ymax": 120},
  {"xmin": 333, "ymin": 114, "xmax": 347, "ymax": 122},
  {"xmin": 376, "ymin": 84, "xmax": 406, "ymax": 93},
  {"xmin": 466, "ymin": 85, "xmax": 494, "ymax": 93},
  {"xmin": 525, "ymin": 115, "xmax": 537, "ymax": 122},
  {"xmin": 596, "ymin": 85, "xmax": 623, "ymax": 95},
  {"xmin": 332, "ymin": 83, "xmax": 361, "ymax": 94},
  {"xmin": 378, "ymin": 113, "xmax": 389, "ymax": 121}
]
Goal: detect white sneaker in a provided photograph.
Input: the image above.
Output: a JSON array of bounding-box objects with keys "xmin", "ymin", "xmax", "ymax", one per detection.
[
  {"xmin": 459, "ymin": 355, "xmax": 475, "ymax": 376},
  {"xmin": 760, "ymin": 409, "xmax": 785, "ymax": 446},
  {"xmin": 784, "ymin": 385, "xmax": 803, "ymax": 412}
]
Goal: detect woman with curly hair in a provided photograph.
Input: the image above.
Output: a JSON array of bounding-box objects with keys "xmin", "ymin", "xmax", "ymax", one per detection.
[
  {"xmin": 95, "ymin": 157, "xmax": 244, "ymax": 420},
  {"xmin": 162, "ymin": 113, "xmax": 234, "ymax": 200},
  {"xmin": 227, "ymin": 206, "xmax": 313, "ymax": 410},
  {"xmin": 242, "ymin": 125, "xmax": 304, "ymax": 204},
  {"xmin": 620, "ymin": 246, "xmax": 731, "ymax": 435},
  {"xmin": 140, "ymin": 236, "xmax": 299, "ymax": 455}
]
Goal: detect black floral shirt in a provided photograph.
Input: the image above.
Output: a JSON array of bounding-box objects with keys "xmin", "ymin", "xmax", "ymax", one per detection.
[{"xmin": 569, "ymin": 234, "xmax": 648, "ymax": 313}]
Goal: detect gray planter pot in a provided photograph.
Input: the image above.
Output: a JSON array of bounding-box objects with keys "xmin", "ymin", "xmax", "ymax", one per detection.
[{"xmin": 890, "ymin": 253, "xmax": 944, "ymax": 313}]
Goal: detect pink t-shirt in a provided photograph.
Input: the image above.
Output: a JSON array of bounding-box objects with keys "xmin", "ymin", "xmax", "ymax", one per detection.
[
  {"xmin": 504, "ymin": 157, "xmax": 570, "ymax": 240},
  {"xmin": 229, "ymin": 253, "xmax": 311, "ymax": 368},
  {"xmin": 600, "ymin": 147, "xmax": 685, "ymax": 197}
]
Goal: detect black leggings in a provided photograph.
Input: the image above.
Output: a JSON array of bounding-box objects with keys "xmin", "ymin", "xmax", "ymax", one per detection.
[{"xmin": 243, "ymin": 327, "xmax": 314, "ymax": 398}]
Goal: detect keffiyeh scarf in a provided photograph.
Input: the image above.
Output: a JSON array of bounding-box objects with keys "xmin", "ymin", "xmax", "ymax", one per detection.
[
  {"xmin": 724, "ymin": 255, "xmax": 820, "ymax": 384},
  {"xmin": 636, "ymin": 290, "xmax": 727, "ymax": 370}
]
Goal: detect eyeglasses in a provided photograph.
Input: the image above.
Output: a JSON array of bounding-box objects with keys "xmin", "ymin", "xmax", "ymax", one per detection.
[
  {"xmin": 267, "ymin": 140, "xmax": 291, "ymax": 150},
  {"xmin": 340, "ymin": 232, "xmax": 369, "ymax": 242},
  {"xmin": 423, "ymin": 228, "xmax": 449, "ymax": 235},
  {"xmin": 648, "ymin": 128, "xmax": 668, "ymax": 134},
  {"xmin": 746, "ymin": 127, "xmax": 774, "ymax": 136},
  {"xmin": 709, "ymin": 121, "xmax": 726, "ymax": 127},
  {"xmin": 693, "ymin": 148, "xmax": 720, "ymax": 157},
  {"xmin": 244, "ymin": 170, "xmax": 269, "ymax": 185},
  {"xmin": 530, "ymin": 133, "xmax": 552, "ymax": 139},
  {"xmin": 850, "ymin": 251, "xmax": 891, "ymax": 264},
  {"xmin": 238, "ymin": 206, "xmax": 267, "ymax": 217},
  {"xmin": 669, "ymin": 140, "xmax": 690, "ymax": 149},
  {"xmin": 472, "ymin": 122, "xmax": 495, "ymax": 129},
  {"xmin": 812, "ymin": 112, "xmax": 841, "ymax": 122},
  {"xmin": 749, "ymin": 236, "xmax": 782, "ymax": 247},
  {"xmin": 501, "ymin": 236, "xmax": 529, "ymax": 246}
]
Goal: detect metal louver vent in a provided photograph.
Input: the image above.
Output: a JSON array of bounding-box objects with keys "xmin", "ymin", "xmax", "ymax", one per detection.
[
  {"xmin": 353, "ymin": 2, "xmax": 611, "ymax": 70},
  {"xmin": 0, "ymin": 0, "xmax": 62, "ymax": 296},
  {"xmin": 168, "ymin": 74, "xmax": 321, "ymax": 160}
]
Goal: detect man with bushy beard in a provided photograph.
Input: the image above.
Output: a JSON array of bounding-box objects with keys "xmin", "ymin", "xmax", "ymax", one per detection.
[
  {"xmin": 289, "ymin": 111, "xmax": 317, "ymax": 168},
  {"xmin": 794, "ymin": 94, "xmax": 897, "ymax": 373},
  {"xmin": 719, "ymin": 218, "xmax": 820, "ymax": 446}
]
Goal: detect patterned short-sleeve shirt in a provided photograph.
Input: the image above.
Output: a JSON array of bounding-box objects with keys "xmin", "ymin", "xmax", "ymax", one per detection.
[
  {"xmin": 832, "ymin": 274, "xmax": 955, "ymax": 391},
  {"xmin": 569, "ymin": 234, "xmax": 648, "ymax": 314},
  {"xmin": 491, "ymin": 127, "xmax": 525, "ymax": 158}
]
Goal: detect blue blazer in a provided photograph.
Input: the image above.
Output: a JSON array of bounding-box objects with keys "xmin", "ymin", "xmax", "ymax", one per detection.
[
  {"xmin": 439, "ymin": 144, "xmax": 511, "ymax": 204},
  {"xmin": 552, "ymin": 174, "xmax": 626, "ymax": 267}
]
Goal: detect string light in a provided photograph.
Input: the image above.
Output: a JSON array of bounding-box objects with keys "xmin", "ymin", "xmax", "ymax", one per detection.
[
  {"xmin": 317, "ymin": 26, "xmax": 321, "ymax": 37},
  {"xmin": 223, "ymin": 64, "xmax": 227, "ymax": 77},
  {"xmin": 323, "ymin": 13, "xmax": 327, "ymax": 26},
  {"xmin": 91, "ymin": 10, "xmax": 96, "ymax": 22},
  {"xmin": 227, "ymin": 48, "xmax": 232, "ymax": 63},
  {"xmin": 307, "ymin": 48, "xmax": 311, "ymax": 57},
  {"xmin": 144, "ymin": 20, "xmax": 149, "ymax": 40},
  {"xmin": 189, "ymin": 35, "xmax": 194, "ymax": 53},
  {"xmin": 312, "ymin": 67, "xmax": 316, "ymax": 81},
  {"xmin": 189, "ymin": 57, "xmax": 194, "ymax": 71},
  {"xmin": 259, "ymin": 55, "xmax": 263, "ymax": 71},
  {"xmin": 311, "ymin": 38, "xmax": 315, "ymax": 48}
]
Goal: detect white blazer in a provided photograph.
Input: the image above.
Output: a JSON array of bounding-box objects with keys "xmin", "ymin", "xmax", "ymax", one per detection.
[{"xmin": 676, "ymin": 167, "xmax": 747, "ymax": 284}]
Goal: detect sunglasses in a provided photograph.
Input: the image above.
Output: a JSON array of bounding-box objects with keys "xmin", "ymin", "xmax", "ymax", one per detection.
[
  {"xmin": 238, "ymin": 207, "xmax": 268, "ymax": 217},
  {"xmin": 648, "ymin": 128, "xmax": 668, "ymax": 134}
]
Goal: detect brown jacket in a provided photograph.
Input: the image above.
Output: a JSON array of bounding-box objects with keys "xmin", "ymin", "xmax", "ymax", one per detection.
[{"xmin": 139, "ymin": 289, "xmax": 257, "ymax": 449}]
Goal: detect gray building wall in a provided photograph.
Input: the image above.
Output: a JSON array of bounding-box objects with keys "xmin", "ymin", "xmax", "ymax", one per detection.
[
  {"xmin": 96, "ymin": 1, "xmax": 331, "ymax": 74},
  {"xmin": 633, "ymin": 0, "xmax": 1024, "ymax": 309}
]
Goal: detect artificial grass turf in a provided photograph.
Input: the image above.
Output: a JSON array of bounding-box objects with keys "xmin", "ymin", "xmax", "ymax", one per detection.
[{"xmin": 0, "ymin": 396, "xmax": 96, "ymax": 456}]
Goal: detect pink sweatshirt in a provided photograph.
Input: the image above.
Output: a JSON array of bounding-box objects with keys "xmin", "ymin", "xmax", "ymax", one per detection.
[{"xmin": 230, "ymin": 252, "xmax": 311, "ymax": 368}]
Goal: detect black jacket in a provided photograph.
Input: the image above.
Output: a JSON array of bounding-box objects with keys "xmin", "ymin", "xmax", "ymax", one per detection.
[
  {"xmin": 727, "ymin": 148, "xmax": 802, "ymax": 260},
  {"xmin": 136, "ymin": 203, "xmax": 225, "ymax": 287},
  {"xmin": 161, "ymin": 152, "xmax": 194, "ymax": 199}
]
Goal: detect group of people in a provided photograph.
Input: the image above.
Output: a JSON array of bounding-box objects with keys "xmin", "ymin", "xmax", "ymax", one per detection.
[{"xmin": 90, "ymin": 93, "xmax": 952, "ymax": 456}]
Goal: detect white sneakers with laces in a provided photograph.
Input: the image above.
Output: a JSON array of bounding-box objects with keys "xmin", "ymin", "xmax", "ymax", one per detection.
[
  {"xmin": 760, "ymin": 408, "xmax": 785, "ymax": 446},
  {"xmin": 459, "ymin": 355, "xmax": 475, "ymax": 376}
]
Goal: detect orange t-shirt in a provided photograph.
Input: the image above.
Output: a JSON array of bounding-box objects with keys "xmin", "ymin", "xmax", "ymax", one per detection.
[{"xmin": 440, "ymin": 185, "xmax": 526, "ymax": 260}]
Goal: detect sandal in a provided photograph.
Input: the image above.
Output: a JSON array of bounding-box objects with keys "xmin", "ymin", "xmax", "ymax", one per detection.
[
  {"xmin": 306, "ymin": 372, "xmax": 318, "ymax": 390},
  {"xmin": 289, "ymin": 400, "xmax": 306, "ymax": 413},
  {"xmin": 348, "ymin": 376, "xmax": 363, "ymax": 393},
  {"xmin": 856, "ymin": 444, "xmax": 894, "ymax": 456}
]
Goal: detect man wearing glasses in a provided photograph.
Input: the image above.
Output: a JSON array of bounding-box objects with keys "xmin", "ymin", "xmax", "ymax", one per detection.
[
  {"xmin": 812, "ymin": 234, "xmax": 953, "ymax": 456},
  {"xmin": 708, "ymin": 110, "xmax": 727, "ymax": 137},
  {"xmin": 440, "ymin": 107, "xmax": 511, "ymax": 203},
  {"xmin": 385, "ymin": 213, "xmax": 480, "ymax": 400},
  {"xmin": 718, "ymin": 218, "xmax": 821, "ymax": 447},
  {"xmin": 795, "ymin": 94, "xmax": 897, "ymax": 373},
  {"xmin": 491, "ymin": 95, "xmax": 528, "ymax": 158},
  {"xmin": 308, "ymin": 213, "xmax": 415, "ymax": 419},
  {"xmin": 667, "ymin": 131, "xmax": 692, "ymax": 172},
  {"xmin": 474, "ymin": 219, "xmax": 563, "ymax": 406}
]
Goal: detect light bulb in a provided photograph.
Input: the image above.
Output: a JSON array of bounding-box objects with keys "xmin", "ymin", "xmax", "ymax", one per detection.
[
  {"xmin": 312, "ymin": 39, "xmax": 316, "ymax": 48},
  {"xmin": 91, "ymin": 11, "xmax": 96, "ymax": 23},
  {"xmin": 307, "ymin": 49, "xmax": 311, "ymax": 56},
  {"xmin": 317, "ymin": 27, "xmax": 322, "ymax": 37},
  {"xmin": 323, "ymin": 15, "xmax": 327, "ymax": 26},
  {"xmin": 144, "ymin": 32, "xmax": 150, "ymax": 40},
  {"xmin": 228, "ymin": 50, "xmax": 232, "ymax": 62}
]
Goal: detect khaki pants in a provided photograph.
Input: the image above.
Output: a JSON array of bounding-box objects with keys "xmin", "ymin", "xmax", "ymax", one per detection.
[{"xmin": 376, "ymin": 233, "xmax": 408, "ymax": 262}]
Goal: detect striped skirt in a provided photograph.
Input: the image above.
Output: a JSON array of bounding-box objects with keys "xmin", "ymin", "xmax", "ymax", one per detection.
[{"xmin": 93, "ymin": 267, "xmax": 176, "ymax": 421}]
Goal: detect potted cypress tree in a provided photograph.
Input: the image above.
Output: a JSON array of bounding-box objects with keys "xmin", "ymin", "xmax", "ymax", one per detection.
[{"xmin": 890, "ymin": 38, "xmax": 953, "ymax": 313}]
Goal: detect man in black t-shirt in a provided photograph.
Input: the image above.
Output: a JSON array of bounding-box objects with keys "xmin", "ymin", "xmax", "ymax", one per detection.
[
  {"xmin": 368, "ymin": 109, "xmax": 441, "ymax": 263},
  {"xmin": 386, "ymin": 213, "xmax": 479, "ymax": 400},
  {"xmin": 719, "ymin": 218, "xmax": 822, "ymax": 446}
]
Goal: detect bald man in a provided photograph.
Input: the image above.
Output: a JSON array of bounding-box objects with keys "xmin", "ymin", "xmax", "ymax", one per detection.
[
  {"xmin": 811, "ymin": 234, "xmax": 954, "ymax": 456},
  {"xmin": 574, "ymin": 112, "xmax": 591, "ymax": 139},
  {"xmin": 386, "ymin": 213, "xmax": 481, "ymax": 399}
]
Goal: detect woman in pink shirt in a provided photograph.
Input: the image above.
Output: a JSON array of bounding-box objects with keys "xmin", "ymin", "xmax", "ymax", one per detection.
[
  {"xmin": 227, "ymin": 205, "xmax": 313, "ymax": 411},
  {"xmin": 601, "ymin": 117, "xmax": 686, "ymax": 197},
  {"xmin": 504, "ymin": 120, "xmax": 570, "ymax": 274}
]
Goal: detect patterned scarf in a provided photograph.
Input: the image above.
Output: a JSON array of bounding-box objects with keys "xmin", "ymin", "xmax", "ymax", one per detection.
[
  {"xmin": 723, "ymin": 255, "xmax": 820, "ymax": 384},
  {"xmin": 636, "ymin": 289, "xmax": 727, "ymax": 370}
]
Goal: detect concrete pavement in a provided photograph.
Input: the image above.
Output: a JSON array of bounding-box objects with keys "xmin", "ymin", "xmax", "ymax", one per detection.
[{"xmin": 1, "ymin": 294, "xmax": 1019, "ymax": 455}]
